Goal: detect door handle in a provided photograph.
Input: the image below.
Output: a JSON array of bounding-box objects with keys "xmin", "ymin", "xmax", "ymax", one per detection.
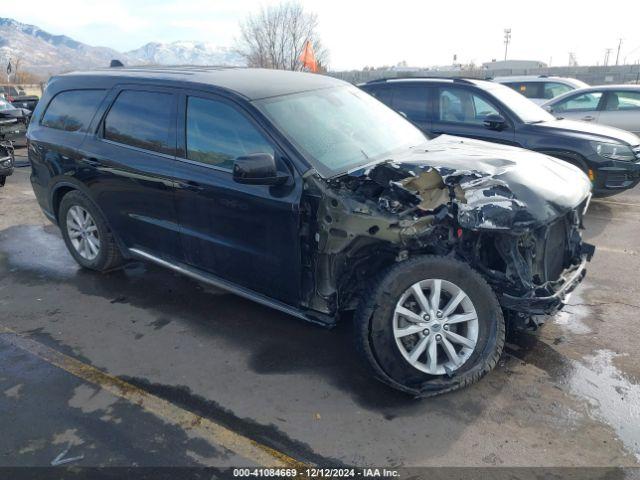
[
  {"xmin": 582, "ymin": 116, "xmax": 595, "ymax": 121},
  {"xmin": 179, "ymin": 180, "xmax": 205, "ymax": 192},
  {"xmin": 84, "ymin": 157, "xmax": 101, "ymax": 167}
]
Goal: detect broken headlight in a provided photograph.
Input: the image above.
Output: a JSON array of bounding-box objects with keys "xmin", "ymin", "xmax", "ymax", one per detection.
[{"xmin": 592, "ymin": 141, "xmax": 636, "ymax": 162}]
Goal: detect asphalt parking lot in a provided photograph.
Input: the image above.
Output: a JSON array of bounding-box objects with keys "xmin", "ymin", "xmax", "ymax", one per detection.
[{"xmin": 1, "ymin": 149, "xmax": 640, "ymax": 468}]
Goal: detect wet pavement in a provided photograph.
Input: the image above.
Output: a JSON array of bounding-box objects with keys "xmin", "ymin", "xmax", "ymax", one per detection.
[{"xmin": 1, "ymin": 157, "xmax": 640, "ymax": 467}]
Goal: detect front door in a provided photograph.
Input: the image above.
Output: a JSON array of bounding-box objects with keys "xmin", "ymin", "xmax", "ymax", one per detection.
[
  {"xmin": 172, "ymin": 93, "xmax": 303, "ymax": 305},
  {"xmin": 549, "ymin": 91, "xmax": 603, "ymax": 124},
  {"xmin": 430, "ymin": 86, "xmax": 518, "ymax": 146},
  {"xmin": 84, "ymin": 86, "xmax": 181, "ymax": 260}
]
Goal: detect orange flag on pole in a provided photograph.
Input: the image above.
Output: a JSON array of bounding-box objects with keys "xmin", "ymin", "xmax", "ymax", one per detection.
[{"xmin": 299, "ymin": 40, "xmax": 318, "ymax": 73}]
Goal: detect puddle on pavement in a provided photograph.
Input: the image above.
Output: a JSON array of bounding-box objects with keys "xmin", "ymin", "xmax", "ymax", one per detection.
[
  {"xmin": 3, "ymin": 223, "xmax": 640, "ymax": 454},
  {"xmin": 551, "ymin": 288, "xmax": 592, "ymax": 334},
  {"xmin": 0, "ymin": 224, "xmax": 77, "ymax": 278},
  {"xmin": 569, "ymin": 350, "xmax": 640, "ymax": 461}
]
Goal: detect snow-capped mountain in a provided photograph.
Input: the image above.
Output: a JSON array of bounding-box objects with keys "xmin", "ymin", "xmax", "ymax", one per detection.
[
  {"xmin": 0, "ymin": 17, "xmax": 121, "ymax": 75},
  {"xmin": 125, "ymin": 41, "xmax": 244, "ymax": 67},
  {"xmin": 0, "ymin": 17, "xmax": 244, "ymax": 77}
]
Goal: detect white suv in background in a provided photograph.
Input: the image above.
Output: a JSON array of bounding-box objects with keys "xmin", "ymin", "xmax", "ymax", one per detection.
[{"xmin": 492, "ymin": 75, "xmax": 589, "ymax": 105}]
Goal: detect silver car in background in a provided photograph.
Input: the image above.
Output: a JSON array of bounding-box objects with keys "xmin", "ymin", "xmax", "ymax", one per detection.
[
  {"xmin": 542, "ymin": 85, "xmax": 640, "ymax": 135},
  {"xmin": 493, "ymin": 75, "xmax": 589, "ymax": 105}
]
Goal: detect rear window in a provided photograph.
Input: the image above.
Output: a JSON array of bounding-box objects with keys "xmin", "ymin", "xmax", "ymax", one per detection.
[
  {"xmin": 41, "ymin": 90, "xmax": 106, "ymax": 132},
  {"xmin": 104, "ymin": 90, "xmax": 173, "ymax": 155}
]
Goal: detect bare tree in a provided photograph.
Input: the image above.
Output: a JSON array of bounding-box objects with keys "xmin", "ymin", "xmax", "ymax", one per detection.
[{"xmin": 236, "ymin": 2, "xmax": 329, "ymax": 71}]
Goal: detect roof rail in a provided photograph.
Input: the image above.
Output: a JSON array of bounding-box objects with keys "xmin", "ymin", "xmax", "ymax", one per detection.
[{"xmin": 364, "ymin": 76, "xmax": 477, "ymax": 85}]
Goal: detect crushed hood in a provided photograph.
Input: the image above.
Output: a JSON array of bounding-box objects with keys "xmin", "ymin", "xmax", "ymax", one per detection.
[{"xmin": 349, "ymin": 135, "xmax": 592, "ymax": 233}]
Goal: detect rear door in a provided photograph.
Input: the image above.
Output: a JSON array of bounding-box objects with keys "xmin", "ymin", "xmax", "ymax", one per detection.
[
  {"xmin": 598, "ymin": 90, "xmax": 640, "ymax": 135},
  {"xmin": 83, "ymin": 85, "xmax": 181, "ymax": 260},
  {"xmin": 172, "ymin": 91, "xmax": 303, "ymax": 305},
  {"xmin": 548, "ymin": 90, "xmax": 604, "ymax": 123},
  {"xmin": 431, "ymin": 85, "xmax": 518, "ymax": 145},
  {"xmin": 362, "ymin": 82, "xmax": 432, "ymax": 132},
  {"xmin": 387, "ymin": 83, "xmax": 432, "ymax": 132}
]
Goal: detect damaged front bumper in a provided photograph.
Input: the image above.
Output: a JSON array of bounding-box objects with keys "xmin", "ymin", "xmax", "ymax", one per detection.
[{"xmin": 500, "ymin": 242, "xmax": 595, "ymax": 316}]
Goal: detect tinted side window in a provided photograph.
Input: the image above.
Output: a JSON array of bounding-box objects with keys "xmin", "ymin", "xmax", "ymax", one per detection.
[
  {"xmin": 553, "ymin": 92, "xmax": 602, "ymax": 113},
  {"xmin": 186, "ymin": 97, "xmax": 274, "ymax": 170},
  {"xmin": 41, "ymin": 90, "xmax": 106, "ymax": 132},
  {"xmin": 363, "ymin": 85, "xmax": 393, "ymax": 105},
  {"xmin": 389, "ymin": 85, "xmax": 428, "ymax": 122},
  {"xmin": 505, "ymin": 82, "xmax": 543, "ymax": 99},
  {"xmin": 104, "ymin": 90, "xmax": 173, "ymax": 155},
  {"xmin": 439, "ymin": 87, "xmax": 499, "ymax": 124}
]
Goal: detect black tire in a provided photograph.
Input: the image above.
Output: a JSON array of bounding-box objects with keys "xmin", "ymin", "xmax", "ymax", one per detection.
[
  {"xmin": 354, "ymin": 255, "xmax": 505, "ymax": 397},
  {"xmin": 0, "ymin": 176, "xmax": 5, "ymax": 187},
  {"xmin": 59, "ymin": 190, "xmax": 124, "ymax": 272}
]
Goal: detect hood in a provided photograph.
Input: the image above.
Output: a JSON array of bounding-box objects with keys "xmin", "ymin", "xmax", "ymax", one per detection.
[
  {"xmin": 533, "ymin": 118, "xmax": 640, "ymax": 146},
  {"xmin": 351, "ymin": 135, "xmax": 591, "ymax": 232}
]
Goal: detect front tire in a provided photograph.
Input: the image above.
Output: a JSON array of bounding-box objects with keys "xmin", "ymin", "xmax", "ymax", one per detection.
[
  {"xmin": 354, "ymin": 255, "xmax": 505, "ymax": 397},
  {"xmin": 0, "ymin": 176, "xmax": 5, "ymax": 187},
  {"xmin": 59, "ymin": 190, "xmax": 124, "ymax": 272}
]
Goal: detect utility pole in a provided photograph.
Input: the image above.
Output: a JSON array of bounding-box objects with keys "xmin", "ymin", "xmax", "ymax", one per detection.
[
  {"xmin": 503, "ymin": 28, "xmax": 512, "ymax": 61},
  {"xmin": 604, "ymin": 48, "xmax": 612, "ymax": 67},
  {"xmin": 615, "ymin": 38, "xmax": 623, "ymax": 65}
]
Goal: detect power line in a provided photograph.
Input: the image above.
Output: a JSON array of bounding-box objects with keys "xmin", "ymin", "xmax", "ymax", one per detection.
[{"xmin": 503, "ymin": 28, "xmax": 511, "ymax": 61}]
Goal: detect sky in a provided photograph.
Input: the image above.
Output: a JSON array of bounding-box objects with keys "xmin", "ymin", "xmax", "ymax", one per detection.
[{"xmin": 3, "ymin": 0, "xmax": 640, "ymax": 71}]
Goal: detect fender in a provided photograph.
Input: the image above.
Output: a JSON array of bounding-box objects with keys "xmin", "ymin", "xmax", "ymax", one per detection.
[
  {"xmin": 49, "ymin": 178, "xmax": 132, "ymax": 259},
  {"xmin": 533, "ymin": 149, "xmax": 589, "ymax": 173}
]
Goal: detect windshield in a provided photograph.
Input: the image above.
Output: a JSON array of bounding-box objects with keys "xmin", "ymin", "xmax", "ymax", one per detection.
[
  {"xmin": 255, "ymin": 85, "xmax": 427, "ymax": 177},
  {"xmin": 487, "ymin": 83, "xmax": 556, "ymax": 123}
]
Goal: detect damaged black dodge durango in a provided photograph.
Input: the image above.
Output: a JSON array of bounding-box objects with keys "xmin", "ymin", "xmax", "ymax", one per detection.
[{"xmin": 28, "ymin": 68, "xmax": 595, "ymax": 396}]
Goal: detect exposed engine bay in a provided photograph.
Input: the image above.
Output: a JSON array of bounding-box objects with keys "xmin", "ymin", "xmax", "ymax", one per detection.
[{"xmin": 299, "ymin": 136, "xmax": 595, "ymax": 325}]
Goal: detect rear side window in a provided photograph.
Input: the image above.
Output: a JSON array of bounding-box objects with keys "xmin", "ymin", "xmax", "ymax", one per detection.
[
  {"xmin": 389, "ymin": 85, "xmax": 428, "ymax": 122},
  {"xmin": 41, "ymin": 90, "xmax": 106, "ymax": 132},
  {"xmin": 605, "ymin": 91, "xmax": 640, "ymax": 111},
  {"xmin": 362, "ymin": 85, "xmax": 393, "ymax": 105},
  {"xmin": 104, "ymin": 90, "xmax": 173, "ymax": 155},
  {"xmin": 505, "ymin": 82, "xmax": 543, "ymax": 99},
  {"xmin": 186, "ymin": 97, "xmax": 274, "ymax": 170}
]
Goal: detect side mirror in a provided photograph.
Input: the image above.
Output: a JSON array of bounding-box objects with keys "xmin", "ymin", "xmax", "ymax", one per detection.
[
  {"xmin": 483, "ymin": 114, "xmax": 507, "ymax": 131},
  {"xmin": 233, "ymin": 153, "xmax": 288, "ymax": 186},
  {"xmin": 544, "ymin": 105, "xmax": 554, "ymax": 113}
]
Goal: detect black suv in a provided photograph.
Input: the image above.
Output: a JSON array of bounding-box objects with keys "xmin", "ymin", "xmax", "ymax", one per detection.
[
  {"xmin": 28, "ymin": 68, "xmax": 593, "ymax": 396},
  {"xmin": 360, "ymin": 77, "xmax": 640, "ymax": 196}
]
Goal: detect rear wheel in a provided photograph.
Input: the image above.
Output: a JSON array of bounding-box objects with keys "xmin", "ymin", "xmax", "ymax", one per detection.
[
  {"xmin": 354, "ymin": 255, "xmax": 505, "ymax": 396},
  {"xmin": 59, "ymin": 190, "xmax": 124, "ymax": 272}
]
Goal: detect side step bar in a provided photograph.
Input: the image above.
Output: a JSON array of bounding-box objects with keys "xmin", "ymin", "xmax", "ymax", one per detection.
[{"xmin": 129, "ymin": 248, "xmax": 332, "ymax": 327}]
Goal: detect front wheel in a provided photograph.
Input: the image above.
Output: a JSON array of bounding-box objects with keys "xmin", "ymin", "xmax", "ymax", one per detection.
[
  {"xmin": 354, "ymin": 255, "xmax": 505, "ymax": 397},
  {"xmin": 0, "ymin": 176, "xmax": 5, "ymax": 187}
]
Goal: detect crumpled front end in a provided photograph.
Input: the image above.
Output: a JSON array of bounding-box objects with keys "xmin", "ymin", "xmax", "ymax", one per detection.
[{"xmin": 301, "ymin": 145, "xmax": 594, "ymax": 320}]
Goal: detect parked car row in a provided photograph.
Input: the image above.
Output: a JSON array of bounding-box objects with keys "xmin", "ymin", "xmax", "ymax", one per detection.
[
  {"xmin": 26, "ymin": 67, "xmax": 595, "ymax": 396},
  {"xmin": 359, "ymin": 77, "xmax": 640, "ymax": 196},
  {"xmin": 493, "ymin": 75, "xmax": 589, "ymax": 105},
  {"xmin": 0, "ymin": 85, "xmax": 40, "ymax": 111},
  {"xmin": 542, "ymin": 85, "xmax": 640, "ymax": 135}
]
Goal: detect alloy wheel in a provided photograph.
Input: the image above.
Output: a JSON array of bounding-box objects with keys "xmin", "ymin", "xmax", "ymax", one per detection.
[
  {"xmin": 66, "ymin": 205, "xmax": 101, "ymax": 261},
  {"xmin": 392, "ymin": 279, "xmax": 479, "ymax": 375}
]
